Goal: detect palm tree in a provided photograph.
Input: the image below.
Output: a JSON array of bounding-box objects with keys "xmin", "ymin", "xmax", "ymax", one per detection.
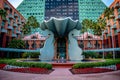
[
  {"xmin": 22, "ymin": 24, "xmax": 31, "ymax": 35},
  {"xmin": 81, "ymin": 19, "xmax": 93, "ymax": 50},
  {"xmin": 22, "ymin": 16, "xmax": 40, "ymax": 35},
  {"xmin": 103, "ymin": 7, "xmax": 114, "ymax": 20},
  {"xmin": 81, "ymin": 19, "xmax": 93, "ymax": 33},
  {"xmin": 27, "ymin": 16, "xmax": 40, "ymax": 28},
  {"xmin": 0, "ymin": 9, "xmax": 7, "ymax": 20}
]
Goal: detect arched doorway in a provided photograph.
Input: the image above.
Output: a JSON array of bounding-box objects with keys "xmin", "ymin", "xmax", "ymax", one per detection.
[{"xmin": 57, "ymin": 37, "xmax": 66, "ymax": 59}]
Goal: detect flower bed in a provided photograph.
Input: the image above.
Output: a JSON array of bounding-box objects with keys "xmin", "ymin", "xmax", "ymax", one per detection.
[
  {"xmin": 71, "ymin": 59, "xmax": 120, "ymax": 74},
  {"xmin": 0, "ymin": 59, "xmax": 53, "ymax": 74},
  {"xmin": 0, "ymin": 64, "xmax": 53, "ymax": 74},
  {"xmin": 7, "ymin": 68, "xmax": 53, "ymax": 74},
  {"xmin": 70, "ymin": 68, "xmax": 113, "ymax": 74}
]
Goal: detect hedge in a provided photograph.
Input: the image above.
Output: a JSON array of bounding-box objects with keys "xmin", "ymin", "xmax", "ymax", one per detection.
[
  {"xmin": 0, "ymin": 59, "xmax": 52, "ymax": 70},
  {"xmin": 72, "ymin": 59, "xmax": 120, "ymax": 69}
]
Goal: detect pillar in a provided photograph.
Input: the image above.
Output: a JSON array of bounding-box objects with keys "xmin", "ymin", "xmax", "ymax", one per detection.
[
  {"xmin": 66, "ymin": 38, "xmax": 69, "ymax": 60},
  {"xmin": 53, "ymin": 38, "xmax": 57, "ymax": 60},
  {"xmin": 35, "ymin": 40, "xmax": 40, "ymax": 48},
  {"xmin": 118, "ymin": 33, "xmax": 120, "ymax": 47},
  {"xmin": 28, "ymin": 40, "xmax": 33, "ymax": 49}
]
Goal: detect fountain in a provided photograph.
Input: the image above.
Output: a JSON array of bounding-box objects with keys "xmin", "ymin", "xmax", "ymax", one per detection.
[{"xmin": 39, "ymin": 17, "xmax": 83, "ymax": 61}]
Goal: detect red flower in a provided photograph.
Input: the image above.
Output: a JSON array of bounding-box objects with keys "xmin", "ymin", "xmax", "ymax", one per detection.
[
  {"xmin": 71, "ymin": 68, "xmax": 113, "ymax": 74},
  {"xmin": 0, "ymin": 64, "xmax": 6, "ymax": 69},
  {"xmin": 116, "ymin": 64, "xmax": 120, "ymax": 70},
  {"xmin": 7, "ymin": 67, "xmax": 50, "ymax": 74}
]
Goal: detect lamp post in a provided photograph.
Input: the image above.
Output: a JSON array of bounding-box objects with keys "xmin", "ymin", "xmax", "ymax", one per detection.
[{"xmin": 102, "ymin": 30, "xmax": 104, "ymax": 59}]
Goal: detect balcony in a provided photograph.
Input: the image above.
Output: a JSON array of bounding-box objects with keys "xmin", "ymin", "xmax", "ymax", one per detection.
[
  {"xmin": 104, "ymin": 30, "xmax": 108, "ymax": 34},
  {"xmin": 109, "ymin": 14, "xmax": 115, "ymax": 19},
  {"xmin": 16, "ymin": 30, "xmax": 21, "ymax": 34},
  {"xmin": 7, "ymin": 26, "xmax": 13, "ymax": 30},
  {"xmin": 114, "ymin": 3, "xmax": 120, "ymax": 9},
  {"xmin": 111, "ymin": 24, "xmax": 117, "ymax": 29},
  {"xmin": 1, "ymin": 28, "xmax": 7, "ymax": 33},
  {"xmin": 1, "ymin": 23, "xmax": 5, "ymax": 27},
  {"xmin": 12, "ymin": 33, "xmax": 17, "ymax": 37},
  {"xmin": 114, "ymin": 30, "xmax": 118, "ymax": 35},
  {"xmin": 116, "ymin": 15, "xmax": 120, "ymax": 20},
  {"xmin": 13, "ymin": 23, "xmax": 18, "ymax": 27},
  {"xmin": 14, "ymin": 13, "xmax": 18, "ymax": 18},
  {"xmin": 106, "ymin": 21, "xmax": 111, "ymax": 27},
  {"xmin": 107, "ymin": 33, "xmax": 111, "ymax": 37},
  {"xmin": 4, "ymin": 5, "xmax": 10, "ymax": 10},
  {"xmin": 17, "ymin": 21, "xmax": 21, "ymax": 25},
  {"xmin": 117, "ymin": 29, "xmax": 120, "ymax": 33},
  {"xmin": 21, "ymin": 19, "xmax": 25, "ymax": 23},
  {"xmin": 9, "ymin": 14, "xmax": 14, "ymax": 19}
]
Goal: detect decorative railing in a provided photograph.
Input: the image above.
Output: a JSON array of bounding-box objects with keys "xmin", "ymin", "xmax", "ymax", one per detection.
[
  {"xmin": 0, "ymin": 48, "xmax": 40, "ymax": 52},
  {"xmin": 0, "ymin": 48, "xmax": 120, "ymax": 53}
]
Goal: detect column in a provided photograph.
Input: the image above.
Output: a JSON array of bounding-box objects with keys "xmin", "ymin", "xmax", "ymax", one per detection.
[
  {"xmin": 28, "ymin": 40, "xmax": 33, "ymax": 49},
  {"xmin": 2, "ymin": 33, "xmax": 6, "ymax": 47},
  {"xmin": 66, "ymin": 38, "xmax": 69, "ymax": 60},
  {"xmin": 53, "ymin": 38, "xmax": 57, "ymax": 60},
  {"xmin": 35, "ymin": 40, "xmax": 40, "ymax": 48},
  {"xmin": 98, "ymin": 40, "xmax": 102, "ymax": 49},
  {"xmin": 118, "ymin": 33, "xmax": 120, "ymax": 47}
]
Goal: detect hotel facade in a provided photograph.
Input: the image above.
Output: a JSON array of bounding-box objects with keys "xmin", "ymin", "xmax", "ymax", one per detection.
[
  {"xmin": 0, "ymin": 0, "xmax": 26, "ymax": 48},
  {"xmin": 102, "ymin": 0, "xmax": 120, "ymax": 49}
]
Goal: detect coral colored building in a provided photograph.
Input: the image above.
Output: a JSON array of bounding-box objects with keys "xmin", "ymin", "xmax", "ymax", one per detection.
[
  {"xmin": 76, "ymin": 32, "xmax": 102, "ymax": 50},
  {"xmin": 22, "ymin": 32, "xmax": 47, "ymax": 50},
  {"xmin": 102, "ymin": 0, "xmax": 120, "ymax": 49},
  {"xmin": 0, "ymin": 0, "xmax": 26, "ymax": 48}
]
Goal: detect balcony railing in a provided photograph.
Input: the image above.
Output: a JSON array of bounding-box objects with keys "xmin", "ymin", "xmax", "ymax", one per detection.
[
  {"xmin": 9, "ymin": 14, "xmax": 14, "ymax": 19},
  {"xmin": 114, "ymin": 3, "xmax": 120, "ymax": 8},
  {"xmin": 14, "ymin": 13, "xmax": 18, "ymax": 18},
  {"xmin": 116, "ymin": 15, "xmax": 120, "ymax": 20},
  {"xmin": 16, "ymin": 30, "xmax": 21, "ymax": 34},
  {"xmin": 111, "ymin": 24, "xmax": 117, "ymax": 29},
  {"xmin": 13, "ymin": 23, "xmax": 18, "ymax": 27},
  {"xmin": 1, "ymin": 28, "xmax": 7, "ymax": 33},
  {"xmin": 7, "ymin": 26, "xmax": 13, "ymax": 30},
  {"xmin": 17, "ymin": 21, "xmax": 21, "ymax": 25},
  {"xmin": 107, "ymin": 21, "xmax": 111, "ymax": 27},
  {"xmin": 21, "ymin": 19, "xmax": 25, "ymax": 23},
  {"xmin": 107, "ymin": 33, "xmax": 111, "ymax": 37},
  {"xmin": 104, "ymin": 30, "xmax": 108, "ymax": 34},
  {"xmin": 110, "ymin": 14, "xmax": 115, "ymax": 19},
  {"xmin": 4, "ymin": 5, "xmax": 10, "ymax": 10},
  {"xmin": 117, "ymin": 29, "xmax": 120, "ymax": 33},
  {"xmin": 12, "ymin": 33, "xmax": 17, "ymax": 37},
  {"xmin": 114, "ymin": 30, "xmax": 118, "ymax": 35}
]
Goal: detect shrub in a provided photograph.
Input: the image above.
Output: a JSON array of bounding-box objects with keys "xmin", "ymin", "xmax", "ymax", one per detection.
[
  {"xmin": 72, "ymin": 59, "xmax": 120, "ymax": 69},
  {"xmin": 8, "ymin": 39, "xmax": 25, "ymax": 49},
  {"xmin": 82, "ymin": 51, "xmax": 98, "ymax": 58},
  {"xmin": 22, "ymin": 52, "xmax": 40, "ymax": 58},
  {"xmin": 0, "ymin": 59, "xmax": 52, "ymax": 69}
]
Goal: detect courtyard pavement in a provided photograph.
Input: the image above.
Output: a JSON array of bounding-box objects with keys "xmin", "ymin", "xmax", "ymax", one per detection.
[{"xmin": 0, "ymin": 68, "xmax": 120, "ymax": 80}]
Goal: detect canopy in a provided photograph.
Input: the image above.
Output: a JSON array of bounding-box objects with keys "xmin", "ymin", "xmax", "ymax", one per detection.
[{"xmin": 40, "ymin": 17, "xmax": 82, "ymax": 37}]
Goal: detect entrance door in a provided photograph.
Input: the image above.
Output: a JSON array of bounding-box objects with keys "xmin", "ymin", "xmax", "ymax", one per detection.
[{"xmin": 57, "ymin": 37, "xmax": 66, "ymax": 59}]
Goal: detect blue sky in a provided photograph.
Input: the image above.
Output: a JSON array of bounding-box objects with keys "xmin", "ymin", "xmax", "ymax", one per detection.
[{"xmin": 8, "ymin": 0, "xmax": 114, "ymax": 8}]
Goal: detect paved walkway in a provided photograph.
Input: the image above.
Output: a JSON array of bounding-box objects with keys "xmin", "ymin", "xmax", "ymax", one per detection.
[{"xmin": 0, "ymin": 68, "xmax": 120, "ymax": 80}]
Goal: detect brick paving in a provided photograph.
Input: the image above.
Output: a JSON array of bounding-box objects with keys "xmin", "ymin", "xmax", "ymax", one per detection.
[{"xmin": 0, "ymin": 68, "xmax": 120, "ymax": 80}]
